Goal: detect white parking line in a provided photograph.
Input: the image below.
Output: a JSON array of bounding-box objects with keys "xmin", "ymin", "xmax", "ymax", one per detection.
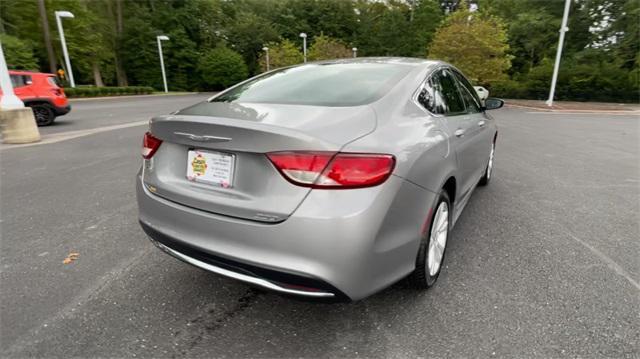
[
  {"xmin": 526, "ymin": 111, "xmax": 640, "ymax": 116},
  {"xmin": 563, "ymin": 229, "xmax": 640, "ymax": 292},
  {"xmin": 0, "ymin": 120, "xmax": 148, "ymax": 151}
]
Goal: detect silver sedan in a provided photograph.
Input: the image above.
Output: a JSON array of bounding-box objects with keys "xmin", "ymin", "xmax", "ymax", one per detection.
[{"xmin": 136, "ymin": 58, "xmax": 502, "ymax": 301}]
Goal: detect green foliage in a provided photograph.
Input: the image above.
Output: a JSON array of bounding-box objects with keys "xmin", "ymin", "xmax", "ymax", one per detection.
[
  {"xmin": 429, "ymin": 5, "xmax": 512, "ymax": 85},
  {"xmin": 226, "ymin": 12, "xmax": 279, "ymax": 74},
  {"xmin": 258, "ymin": 39, "xmax": 304, "ymax": 72},
  {"xmin": 0, "ymin": 34, "xmax": 38, "ymax": 70},
  {"xmin": 308, "ymin": 35, "xmax": 351, "ymax": 61},
  {"xmin": 0, "ymin": 0, "xmax": 636, "ymax": 102},
  {"xmin": 197, "ymin": 46, "xmax": 249, "ymax": 90},
  {"xmin": 64, "ymin": 86, "xmax": 154, "ymax": 98},
  {"xmin": 353, "ymin": 0, "xmax": 442, "ymax": 57}
]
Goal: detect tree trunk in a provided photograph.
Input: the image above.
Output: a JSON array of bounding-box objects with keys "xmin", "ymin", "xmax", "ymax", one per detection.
[
  {"xmin": 114, "ymin": 55, "xmax": 128, "ymax": 86},
  {"xmin": 37, "ymin": 0, "xmax": 57, "ymax": 73},
  {"xmin": 116, "ymin": 0, "xmax": 123, "ymax": 34},
  {"xmin": 112, "ymin": 0, "xmax": 128, "ymax": 86},
  {"xmin": 92, "ymin": 61, "xmax": 104, "ymax": 87}
]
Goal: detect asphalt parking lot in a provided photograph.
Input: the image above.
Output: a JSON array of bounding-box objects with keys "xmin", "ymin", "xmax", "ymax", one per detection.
[{"xmin": 1, "ymin": 94, "xmax": 638, "ymax": 357}]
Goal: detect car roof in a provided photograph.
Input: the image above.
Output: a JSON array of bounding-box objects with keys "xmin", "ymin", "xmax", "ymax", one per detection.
[
  {"xmin": 304, "ymin": 56, "xmax": 444, "ymax": 68},
  {"xmin": 9, "ymin": 70, "xmax": 55, "ymax": 76}
]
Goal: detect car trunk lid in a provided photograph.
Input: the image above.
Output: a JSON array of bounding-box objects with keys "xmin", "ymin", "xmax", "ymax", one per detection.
[{"xmin": 141, "ymin": 101, "xmax": 376, "ymax": 222}]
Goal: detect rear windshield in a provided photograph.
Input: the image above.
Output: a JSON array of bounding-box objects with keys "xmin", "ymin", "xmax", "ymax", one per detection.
[{"xmin": 206, "ymin": 63, "xmax": 413, "ymax": 107}]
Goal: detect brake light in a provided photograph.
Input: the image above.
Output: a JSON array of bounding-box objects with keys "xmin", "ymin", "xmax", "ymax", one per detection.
[
  {"xmin": 142, "ymin": 132, "xmax": 162, "ymax": 159},
  {"xmin": 267, "ymin": 151, "xmax": 395, "ymax": 189}
]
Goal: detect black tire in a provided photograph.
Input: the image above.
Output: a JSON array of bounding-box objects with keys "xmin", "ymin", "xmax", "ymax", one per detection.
[
  {"xmin": 30, "ymin": 104, "xmax": 55, "ymax": 126},
  {"xmin": 478, "ymin": 141, "xmax": 495, "ymax": 186},
  {"xmin": 409, "ymin": 190, "xmax": 451, "ymax": 289}
]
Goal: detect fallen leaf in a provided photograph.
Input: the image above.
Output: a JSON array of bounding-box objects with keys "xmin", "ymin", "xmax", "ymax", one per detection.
[{"xmin": 63, "ymin": 252, "xmax": 80, "ymax": 264}]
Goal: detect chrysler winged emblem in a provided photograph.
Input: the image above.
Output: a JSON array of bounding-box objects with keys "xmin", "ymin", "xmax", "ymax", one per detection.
[{"xmin": 174, "ymin": 132, "xmax": 232, "ymax": 143}]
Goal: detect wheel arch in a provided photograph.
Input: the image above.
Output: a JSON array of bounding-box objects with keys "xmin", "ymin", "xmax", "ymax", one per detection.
[
  {"xmin": 442, "ymin": 176, "xmax": 457, "ymax": 205},
  {"xmin": 23, "ymin": 99, "xmax": 55, "ymax": 108}
]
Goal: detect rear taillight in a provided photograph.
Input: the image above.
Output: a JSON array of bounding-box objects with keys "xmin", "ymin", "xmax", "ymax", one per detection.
[
  {"xmin": 142, "ymin": 132, "xmax": 162, "ymax": 159},
  {"xmin": 267, "ymin": 151, "xmax": 395, "ymax": 189}
]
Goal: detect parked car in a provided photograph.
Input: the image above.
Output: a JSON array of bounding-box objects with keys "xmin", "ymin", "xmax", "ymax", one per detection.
[
  {"xmin": 136, "ymin": 58, "xmax": 503, "ymax": 301},
  {"xmin": 7, "ymin": 70, "xmax": 71, "ymax": 126}
]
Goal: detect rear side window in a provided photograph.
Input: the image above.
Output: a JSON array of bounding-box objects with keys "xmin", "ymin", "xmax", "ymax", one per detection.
[
  {"xmin": 452, "ymin": 70, "xmax": 481, "ymax": 113},
  {"xmin": 432, "ymin": 70, "xmax": 465, "ymax": 115},
  {"xmin": 417, "ymin": 77, "xmax": 446, "ymax": 115},
  {"xmin": 205, "ymin": 63, "xmax": 414, "ymax": 107},
  {"xmin": 10, "ymin": 75, "xmax": 28, "ymax": 88}
]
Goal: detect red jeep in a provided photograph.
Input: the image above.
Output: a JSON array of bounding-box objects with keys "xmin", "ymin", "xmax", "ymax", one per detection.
[{"xmin": 6, "ymin": 70, "xmax": 71, "ymax": 126}]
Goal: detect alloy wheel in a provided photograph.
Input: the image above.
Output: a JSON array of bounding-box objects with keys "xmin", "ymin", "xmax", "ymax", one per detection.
[
  {"xmin": 487, "ymin": 143, "xmax": 495, "ymax": 179},
  {"xmin": 33, "ymin": 107, "xmax": 52, "ymax": 125},
  {"xmin": 427, "ymin": 201, "xmax": 449, "ymax": 276}
]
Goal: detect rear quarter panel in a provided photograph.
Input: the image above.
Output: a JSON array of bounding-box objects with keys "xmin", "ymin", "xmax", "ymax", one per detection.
[{"xmin": 342, "ymin": 65, "xmax": 458, "ymax": 197}]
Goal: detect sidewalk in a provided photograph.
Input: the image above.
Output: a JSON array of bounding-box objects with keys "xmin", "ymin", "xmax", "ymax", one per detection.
[
  {"xmin": 505, "ymin": 99, "xmax": 640, "ymax": 113},
  {"xmin": 68, "ymin": 92, "xmax": 203, "ymax": 102}
]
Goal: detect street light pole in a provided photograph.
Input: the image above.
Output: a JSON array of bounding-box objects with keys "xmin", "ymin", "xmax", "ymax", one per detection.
[
  {"xmin": 157, "ymin": 35, "xmax": 169, "ymax": 93},
  {"xmin": 352, "ymin": 47, "xmax": 358, "ymax": 58},
  {"xmin": 546, "ymin": 0, "xmax": 571, "ymax": 107},
  {"xmin": 262, "ymin": 47, "xmax": 270, "ymax": 71},
  {"xmin": 55, "ymin": 11, "xmax": 75, "ymax": 88},
  {"xmin": 299, "ymin": 33, "xmax": 307, "ymax": 63}
]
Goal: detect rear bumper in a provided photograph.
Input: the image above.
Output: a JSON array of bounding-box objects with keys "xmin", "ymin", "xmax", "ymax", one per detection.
[
  {"xmin": 136, "ymin": 171, "xmax": 435, "ymax": 300},
  {"xmin": 54, "ymin": 104, "xmax": 71, "ymax": 116},
  {"xmin": 140, "ymin": 220, "xmax": 347, "ymax": 301}
]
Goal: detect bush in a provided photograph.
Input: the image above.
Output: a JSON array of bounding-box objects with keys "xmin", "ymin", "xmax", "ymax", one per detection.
[
  {"xmin": 63, "ymin": 86, "xmax": 155, "ymax": 98},
  {"xmin": 197, "ymin": 46, "xmax": 249, "ymax": 90},
  {"xmin": 258, "ymin": 39, "xmax": 303, "ymax": 72},
  {"xmin": 308, "ymin": 35, "xmax": 352, "ymax": 61},
  {"xmin": 490, "ymin": 56, "xmax": 639, "ymax": 103}
]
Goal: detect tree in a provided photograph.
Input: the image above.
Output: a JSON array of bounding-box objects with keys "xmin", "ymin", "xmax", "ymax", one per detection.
[
  {"xmin": 50, "ymin": 0, "xmax": 111, "ymax": 86},
  {"xmin": 0, "ymin": 34, "xmax": 38, "ymax": 70},
  {"xmin": 307, "ymin": 34, "xmax": 351, "ymax": 61},
  {"xmin": 197, "ymin": 46, "xmax": 249, "ymax": 90},
  {"xmin": 273, "ymin": 0, "xmax": 359, "ymax": 43},
  {"xmin": 37, "ymin": 0, "xmax": 56, "ymax": 73},
  {"xmin": 503, "ymin": 12, "xmax": 557, "ymax": 74},
  {"xmin": 429, "ymin": 4, "xmax": 511, "ymax": 85},
  {"xmin": 258, "ymin": 39, "xmax": 303, "ymax": 72},
  {"xmin": 226, "ymin": 12, "xmax": 279, "ymax": 74},
  {"xmin": 411, "ymin": 0, "xmax": 443, "ymax": 56}
]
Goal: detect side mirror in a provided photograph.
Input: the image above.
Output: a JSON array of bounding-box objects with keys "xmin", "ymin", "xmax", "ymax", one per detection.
[{"xmin": 484, "ymin": 97, "xmax": 504, "ymax": 111}]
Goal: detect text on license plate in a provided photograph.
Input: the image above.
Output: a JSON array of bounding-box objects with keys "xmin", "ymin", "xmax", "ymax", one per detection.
[{"xmin": 186, "ymin": 150, "xmax": 235, "ymax": 188}]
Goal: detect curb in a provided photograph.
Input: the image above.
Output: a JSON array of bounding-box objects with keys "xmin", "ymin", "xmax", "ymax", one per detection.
[
  {"xmin": 68, "ymin": 92, "xmax": 203, "ymax": 102},
  {"xmin": 505, "ymin": 103, "xmax": 640, "ymax": 114}
]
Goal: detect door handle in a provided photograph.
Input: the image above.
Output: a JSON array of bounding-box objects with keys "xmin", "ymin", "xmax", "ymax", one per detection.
[
  {"xmin": 478, "ymin": 120, "xmax": 486, "ymax": 127},
  {"xmin": 454, "ymin": 129, "xmax": 465, "ymax": 138}
]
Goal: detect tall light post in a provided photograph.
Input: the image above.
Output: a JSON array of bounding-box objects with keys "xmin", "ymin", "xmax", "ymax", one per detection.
[
  {"xmin": 299, "ymin": 33, "xmax": 307, "ymax": 63},
  {"xmin": 546, "ymin": 0, "xmax": 571, "ymax": 107},
  {"xmin": 55, "ymin": 11, "xmax": 75, "ymax": 88},
  {"xmin": 262, "ymin": 46, "xmax": 270, "ymax": 71},
  {"xmin": 156, "ymin": 35, "xmax": 169, "ymax": 93},
  {"xmin": 352, "ymin": 47, "xmax": 358, "ymax": 58}
]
